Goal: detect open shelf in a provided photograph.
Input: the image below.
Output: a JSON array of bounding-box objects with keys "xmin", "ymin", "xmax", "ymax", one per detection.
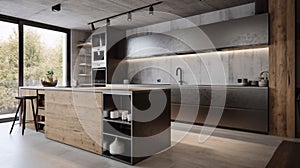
[
  {"xmin": 103, "ymin": 118, "xmax": 131, "ymax": 125},
  {"xmin": 102, "ymin": 150, "xmax": 132, "ymax": 164},
  {"xmin": 103, "ymin": 132, "xmax": 131, "ymax": 141},
  {"xmin": 77, "ymin": 42, "xmax": 92, "ymax": 47},
  {"xmin": 79, "ymin": 73, "xmax": 91, "ymax": 77}
]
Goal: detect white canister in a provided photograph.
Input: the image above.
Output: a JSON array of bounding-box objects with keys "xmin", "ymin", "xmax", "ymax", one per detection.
[{"xmin": 110, "ymin": 110, "xmax": 120, "ymax": 119}]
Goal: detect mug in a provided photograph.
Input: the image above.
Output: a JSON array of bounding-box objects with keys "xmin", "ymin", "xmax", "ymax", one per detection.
[
  {"xmin": 127, "ymin": 114, "xmax": 132, "ymax": 122},
  {"xmin": 123, "ymin": 79, "xmax": 129, "ymax": 84}
]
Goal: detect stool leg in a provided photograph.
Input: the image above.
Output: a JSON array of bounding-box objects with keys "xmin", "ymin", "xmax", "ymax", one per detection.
[
  {"xmin": 22, "ymin": 100, "xmax": 26, "ymax": 136},
  {"xmin": 31, "ymin": 99, "xmax": 38, "ymax": 132},
  {"xmin": 9, "ymin": 99, "xmax": 23, "ymax": 134}
]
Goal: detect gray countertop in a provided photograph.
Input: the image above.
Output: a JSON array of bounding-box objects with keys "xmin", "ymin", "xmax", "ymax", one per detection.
[{"xmin": 20, "ymin": 84, "xmax": 268, "ymax": 92}]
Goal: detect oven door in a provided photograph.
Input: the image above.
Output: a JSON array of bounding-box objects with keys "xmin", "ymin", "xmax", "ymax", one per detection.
[{"xmin": 92, "ymin": 68, "xmax": 106, "ymax": 86}]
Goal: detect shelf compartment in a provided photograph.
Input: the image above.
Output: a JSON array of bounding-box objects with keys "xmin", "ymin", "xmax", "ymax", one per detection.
[
  {"xmin": 103, "ymin": 121, "xmax": 131, "ymax": 138},
  {"xmin": 79, "ymin": 74, "xmax": 91, "ymax": 77},
  {"xmin": 79, "ymin": 63, "xmax": 91, "ymax": 67},
  {"xmin": 102, "ymin": 150, "xmax": 131, "ymax": 164},
  {"xmin": 77, "ymin": 42, "xmax": 92, "ymax": 47},
  {"xmin": 103, "ymin": 118, "xmax": 131, "ymax": 125},
  {"xmin": 103, "ymin": 132, "xmax": 131, "ymax": 141},
  {"xmin": 102, "ymin": 134, "xmax": 132, "ymax": 164}
]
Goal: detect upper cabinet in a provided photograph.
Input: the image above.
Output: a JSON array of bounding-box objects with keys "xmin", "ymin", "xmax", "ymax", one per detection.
[{"xmin": 126, "ymin": 14, "xmax": 269, "ymax": 58}]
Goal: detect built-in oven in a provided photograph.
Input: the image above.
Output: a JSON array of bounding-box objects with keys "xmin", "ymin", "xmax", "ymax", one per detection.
[
  {"xmin": 92, "ymin": 32, "xmax": 106, "ymax": 68},
  {"xmin": 92, "ymin": 68, "xmax": 106, "ymax": 86},
  {"xmin": 92, "ymin": 48, "xmax": 106, "ymax": 68}
]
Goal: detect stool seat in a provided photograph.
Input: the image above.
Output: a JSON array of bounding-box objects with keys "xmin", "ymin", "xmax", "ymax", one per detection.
[
  {"xmin": 10, "ymin": 95, "xmax": 38, "ymax": 135},
  {"xmin": 15, "ymin": 96, "xmax": 38, "ymax": 100}
]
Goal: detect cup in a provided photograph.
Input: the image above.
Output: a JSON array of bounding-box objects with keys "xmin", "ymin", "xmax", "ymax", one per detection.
[
  {"xmin": 127, "ymin": 114, "xmax": 132, "ymax": 122},
  {"xmin": 120, "ymin": 110, "xmax": 129, "ymax": 121},
  {"xmin": 123, "ymin": 79, "xmax": 129, "ymax": 84}
]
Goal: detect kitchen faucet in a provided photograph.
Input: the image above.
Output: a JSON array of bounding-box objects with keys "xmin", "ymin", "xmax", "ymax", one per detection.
[{"xmin": 176, "ymin": 67, "xmax": 183, "ymax": 85}]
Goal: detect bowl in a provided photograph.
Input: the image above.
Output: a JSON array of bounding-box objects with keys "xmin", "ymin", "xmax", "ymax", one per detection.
[{"xmin": 41, "ymin": 80, "xmax": 58, "ymax": 87}]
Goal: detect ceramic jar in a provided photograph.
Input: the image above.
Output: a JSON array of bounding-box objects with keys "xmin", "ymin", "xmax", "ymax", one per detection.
[{"xmin": 109, "ymin": 137, "xmax": 125, "ymax": 155}]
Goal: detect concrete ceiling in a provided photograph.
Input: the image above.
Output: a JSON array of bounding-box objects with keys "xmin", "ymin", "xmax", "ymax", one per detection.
[{"xmin": 0, "ymin": 0, "xmax": 254, "ymax": 30}]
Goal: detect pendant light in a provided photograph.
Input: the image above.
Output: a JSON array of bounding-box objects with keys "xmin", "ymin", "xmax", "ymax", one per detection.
[
  {"xmin": 149, "ymin": 5, "xmax": 154, "ymax": 15},
  {"xmin": 127, "ymin": 12, "xmax": 132, "ymax": 21}
]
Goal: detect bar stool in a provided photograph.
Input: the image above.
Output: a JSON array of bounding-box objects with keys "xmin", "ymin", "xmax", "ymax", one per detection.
[{"xmin": 9, "ymin": 96, "xmax": 38, "ymax": 135}]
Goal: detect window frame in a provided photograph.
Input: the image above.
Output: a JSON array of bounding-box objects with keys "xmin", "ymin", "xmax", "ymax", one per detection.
[{"xmin": 0, "ymin": 14, "xmax": 71, "ymax": 87}]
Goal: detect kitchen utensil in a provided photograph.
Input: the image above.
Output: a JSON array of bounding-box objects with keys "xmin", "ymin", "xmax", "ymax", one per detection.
[
  {"xmin": 251, "ymin": 80, "xmax": 258, "ymax": 86},
  {"xmin": 258, "ymin": 79, "xmax": 268, "ymax": 87}
]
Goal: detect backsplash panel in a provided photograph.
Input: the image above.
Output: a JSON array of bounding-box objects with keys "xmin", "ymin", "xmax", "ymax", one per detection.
[{"xmin": 127, "ymin": 48, "xmax": 269, "ymax": 85}]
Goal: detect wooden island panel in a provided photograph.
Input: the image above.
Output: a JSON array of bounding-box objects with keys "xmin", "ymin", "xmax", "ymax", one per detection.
[{"xmin": 45, "ymin": 90, "xmax": 102, "ymax": 154}]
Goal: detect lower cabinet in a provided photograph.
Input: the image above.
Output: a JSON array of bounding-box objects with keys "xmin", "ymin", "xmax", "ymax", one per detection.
[
  {"xmin": 45, "ymin": 90, "xmax": 102, "ymax": 154},
  {"xmin": 171, "ymin": 86, "xmax": 269, "ymax": 133},
  {"xmin": 101, "ymin": 89, "xmax": 171, "ymax": 165}
]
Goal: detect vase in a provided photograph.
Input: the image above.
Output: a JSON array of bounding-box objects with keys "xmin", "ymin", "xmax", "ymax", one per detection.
[{"xmin": 109, "ymin": 137, "xmax": 125, "ymax": 155}]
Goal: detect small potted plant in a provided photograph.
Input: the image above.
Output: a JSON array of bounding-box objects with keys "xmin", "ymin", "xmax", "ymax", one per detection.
[{"xmin": 41, "ymin": 70, "xmax": 58, "ymax": 87}]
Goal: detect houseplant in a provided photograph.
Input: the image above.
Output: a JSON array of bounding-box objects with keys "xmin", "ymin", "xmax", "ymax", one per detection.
[{"xmin": 41, "ymin": 70, "xmax": 58, "ymax": 87}]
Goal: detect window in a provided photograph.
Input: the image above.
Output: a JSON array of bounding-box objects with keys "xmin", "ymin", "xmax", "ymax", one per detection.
[
  {"xmin": 0, "ymin": 15, "xmax": 70, "ymax": 119},
  {"xmin": 0, "ymin": 21, "xmax": 19, "ymax": 116},
  {"xmin": 24, "ymin": 25, "xmax": 67, "ymax": 86}
]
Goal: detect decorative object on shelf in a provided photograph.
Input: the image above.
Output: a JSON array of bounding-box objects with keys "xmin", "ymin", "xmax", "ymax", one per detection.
[
  {"xmin": 110, "ymin": 110, "xmax": 120, "ymax": 119},
  {"xmin": 259, "ymin": 71, "xmax": 269, "ymax": 87},
  {"xmin": 102, "ymin": 139, "xmax": 110, "ymax": 152},
  {"xmin": 109, "ymin": 137, "xmax": 125, "ymax": 155},
  {"xmin": 41, "ymin": 70, "xmax": 58, "ymax": 87},
  {"xmin": 120, "ymin": 110, "xmax": 129, "ymax": 121},
  {"xmin": 237, "ymin": 78, "xmax": 248, "ymax": 86},
  {"xmin": 127, "ymin": 114, "xmax": 132, "ymax": 122}
]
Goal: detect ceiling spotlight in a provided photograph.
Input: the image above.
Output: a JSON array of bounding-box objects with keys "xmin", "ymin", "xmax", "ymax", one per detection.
[
  {"xmin": 106, "ymin": 19, "xmax": 110, "ymax": 26},
  {"xmin": 127, "ymin": 12, "xmax": 132, "ymax": 21},
  {"xmin": 149, "ymin": 5, "xmax": 154, "ymax": 15},
  {"xmin": 52, "ymin": 3, "xmax": 61, "ymax": 12},
  {"xmin": 91, "ymin": 23, "xmax": 95, "ymax": 31}
]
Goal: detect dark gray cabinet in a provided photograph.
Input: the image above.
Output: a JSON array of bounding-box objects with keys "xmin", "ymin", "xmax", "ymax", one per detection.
[
  {"xmin": 127, "ymin": 14, "xmax": 269, "ymax": 58},
  {"xmin": 171, "ymin": 86, "xmax": 268, "ymax": 133}
]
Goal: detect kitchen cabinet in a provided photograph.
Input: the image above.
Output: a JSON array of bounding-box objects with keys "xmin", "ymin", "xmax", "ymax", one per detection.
[
  {"xmin": 91, "ymin": 27, "xmax": 127, "ymax": 85},
  {"xmin": 127, "ymin": 14, "xmax": 269, "ymax": 58},
  {"xmin": 102, "ymin": 89, "xmax": 171, "ymax": 165},
  {"xmin": 171, "ymin": 86, "xmax": 268, "ymax": 133}
]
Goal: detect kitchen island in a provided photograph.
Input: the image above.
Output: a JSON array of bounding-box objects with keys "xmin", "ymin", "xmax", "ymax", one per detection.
[{"xmin": 19, "ymin": 86, "xmax": 171, "ymax": 165}]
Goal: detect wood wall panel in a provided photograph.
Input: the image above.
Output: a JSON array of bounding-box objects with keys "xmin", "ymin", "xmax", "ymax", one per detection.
[{"xmin": 269, "ymin": 0, "xmax": 295, "ymax": 137}]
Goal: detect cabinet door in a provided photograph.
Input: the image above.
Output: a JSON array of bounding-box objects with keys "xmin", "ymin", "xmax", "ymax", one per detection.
[
  {"xmin": 45, "ymin": 90, "xmax": 102, "ymax": 154},
  {"xmin": 20, "ymin": 89, "xmax": 37, "ymax": 130}
]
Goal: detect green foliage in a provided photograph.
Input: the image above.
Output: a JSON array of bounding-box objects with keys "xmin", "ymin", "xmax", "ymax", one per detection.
[{"xmin": 0, "ymin": 26, "xmax": 64, "ymax": 113}]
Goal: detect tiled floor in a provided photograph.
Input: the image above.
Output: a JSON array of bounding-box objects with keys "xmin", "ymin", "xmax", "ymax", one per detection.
[{"xmin": 0, "ymin": 122, "xmax": 295, "ymax": 168}]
